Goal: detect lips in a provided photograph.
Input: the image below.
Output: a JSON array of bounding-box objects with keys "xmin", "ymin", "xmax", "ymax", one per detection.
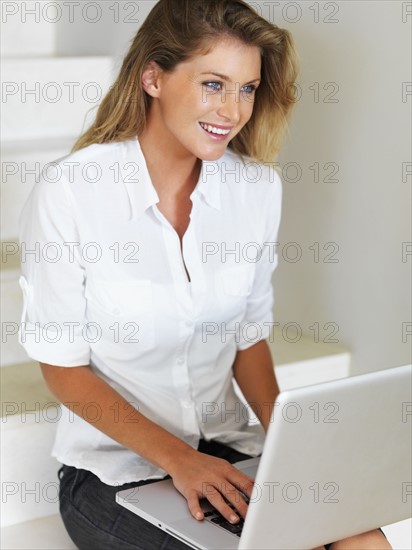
[{"xmin": 199, "ymin": 122, "xmax": 232, "ymax": 136}]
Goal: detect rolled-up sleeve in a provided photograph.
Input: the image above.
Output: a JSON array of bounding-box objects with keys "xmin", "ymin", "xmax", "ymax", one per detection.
[
  {"xmin": 236, "ymin": 170, "xmax": 282, "ymax": 351},
  {"xmin": 18, "ymin": 174, "xmax": 90, "ymax": 366}
]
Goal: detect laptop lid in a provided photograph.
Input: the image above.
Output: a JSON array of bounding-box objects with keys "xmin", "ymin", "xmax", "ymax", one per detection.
[{"xmin": 239, "ymin": 363, "xmax": 412, "ymax": 549}]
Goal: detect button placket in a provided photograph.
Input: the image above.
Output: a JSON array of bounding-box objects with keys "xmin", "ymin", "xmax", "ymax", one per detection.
[
  {"xmin": 181, "ymin": 204, "xmax": 207, "ymax": 318},
  {"xmin": 175, "ymin": 338, "xmax": 200, "ymax": 436},
  {"xmin": 153, "ymin": 201, "xmax": 200, "ymax": 438},
  {"xmin": 153, "ymin": 203, "xmax": 193, "ymax": 286}
]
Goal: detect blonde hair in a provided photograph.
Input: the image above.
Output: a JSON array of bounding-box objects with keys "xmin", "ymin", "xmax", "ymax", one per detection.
[{"xmin": 72, "ymin": 0, "xmax": 299, "ymax": 163}]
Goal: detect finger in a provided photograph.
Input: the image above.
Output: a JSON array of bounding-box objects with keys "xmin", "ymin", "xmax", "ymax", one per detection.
[
  {"xmin": 228, "ymin": 470, "xmax": 255, "ymax": 500},
  {"xmin": 206, "ymin": 486, "xmax": 241, "ymax": 524},
  {"xmin": 219, "ymin": 481, "xmax": 248, "ymax": 519},
  {"xmin": 186, "ymin": 490, "xmax": 204, "ymax": 521}
]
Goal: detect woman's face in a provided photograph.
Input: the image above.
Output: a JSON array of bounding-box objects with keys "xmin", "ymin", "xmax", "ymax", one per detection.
[{"xmin": 143, "ymin": 38, "xmax": 262, "ymax": 161}]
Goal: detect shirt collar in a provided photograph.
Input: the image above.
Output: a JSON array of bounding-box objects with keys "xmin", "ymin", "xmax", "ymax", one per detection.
[
  {"xmin": 195, "ymin": 159, "xmax": 222, "ymax": 211},
  {"xmin": 122, "ymin": 138, "xmax": 222, "ymax": 221},
  {"xmin": 121, "ymin": 138, "xmax": 159, "ymax": 221}
]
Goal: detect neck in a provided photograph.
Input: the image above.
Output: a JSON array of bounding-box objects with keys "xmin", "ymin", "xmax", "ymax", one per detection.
[{"xmin": 139, "ymin": 113, "xmax": 201, "ymax": 196}]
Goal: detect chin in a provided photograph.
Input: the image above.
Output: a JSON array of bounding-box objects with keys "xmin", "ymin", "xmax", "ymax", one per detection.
[{"xmin": 197, "ymin": 147, "xmax": 228, "ymax": 162}]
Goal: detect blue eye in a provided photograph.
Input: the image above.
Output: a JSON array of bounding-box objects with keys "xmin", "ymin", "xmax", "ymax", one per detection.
[
  {"xmin": 241, "ymin": 84, "xmax": 257, "ymax": 95},
  {"xmin": 203, "ymin": 81, "xmax": 222, "ymax": 92}
]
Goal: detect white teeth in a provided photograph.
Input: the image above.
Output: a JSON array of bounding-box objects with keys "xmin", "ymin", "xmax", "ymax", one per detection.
[{"xmin": 200, "ymin": 123, "xmax": 230, "ymax": 136}]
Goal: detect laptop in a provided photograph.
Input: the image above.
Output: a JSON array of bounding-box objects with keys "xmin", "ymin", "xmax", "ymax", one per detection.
[{"xmin": 116, "ymin": 364, "xmax": 412, "ymax": 549}]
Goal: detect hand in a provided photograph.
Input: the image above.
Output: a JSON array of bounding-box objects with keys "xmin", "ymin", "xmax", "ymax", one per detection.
[{"xmin": 168, "ymin": 448, "xmax": 254, "ymax": 524}]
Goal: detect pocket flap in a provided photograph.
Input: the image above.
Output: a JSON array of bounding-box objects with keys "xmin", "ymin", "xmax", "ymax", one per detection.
[{"xmin": 220, "ymin": 265, "xmax": 255, "ymax": 297}]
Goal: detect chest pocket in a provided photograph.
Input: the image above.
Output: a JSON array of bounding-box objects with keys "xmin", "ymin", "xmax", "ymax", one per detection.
[
  {"xmin": 220, "ymin": 264, "xmax": 254, "ymax": 297},
  {"xmin": 216, "ymin": 264, "xmax": 255, "ymax": 328},
  {"xmin": 85, "ymin": 279, "xmax": 155, "ymax": 360}
]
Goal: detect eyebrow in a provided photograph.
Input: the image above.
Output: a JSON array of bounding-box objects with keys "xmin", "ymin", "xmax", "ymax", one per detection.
[{"xmin": 200, "ymin": 71, "xmax": 261, "ymax": 85}]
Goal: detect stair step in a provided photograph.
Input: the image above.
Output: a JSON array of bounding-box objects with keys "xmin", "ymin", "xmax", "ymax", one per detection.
[
  {"xmin": 1, "ymin": 363, "xmax": 56, "ymax": 418},
  {"xmin": 269, "ymin": 327, "xmax": 350, "ymax": 389},
  {"xmin": 1, "ymin": 413, "xmax": 62, "ymax": 527},
  {"xmin": 1, "ymin": 4, "xmax": 56, "ymax": 57},
  {"xmin": 1, "ymin": 513, "xmax": 76, "ymax": 549},
  {"xmin": 0, "ymin": 505, "xmax": 410, "ymax": 549},
  {"xmin": 1, "ymin": 364, "xmax": 61, "ymax": 527},
  {"xmin": 0, "ymin": 271, "xmax": 29, "ymax": 367},
  {"xmin": 1, "ymin": 0, "xmax": 148, "ymax": 58},
  {"xmin": 1, "ymin": 137, "xmax": 76, "ymax": 155},
  {"xmin": 2, "ymin": 57, "xmax": 114, "ymax": 141}
]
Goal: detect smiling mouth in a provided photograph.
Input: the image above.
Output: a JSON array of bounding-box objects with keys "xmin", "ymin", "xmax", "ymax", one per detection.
[{"xmin": 199, "ymin": 122, "xmax": 232, "ymax": 136}]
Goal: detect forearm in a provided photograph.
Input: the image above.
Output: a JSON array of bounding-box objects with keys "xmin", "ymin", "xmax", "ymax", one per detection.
[
  {"xmin": 40, "ymin": 363, "xmax": 195, "ymax": 474},
  {"xmin": 232, "ymin": 340, "xmax": 280, "ymax": 432}
]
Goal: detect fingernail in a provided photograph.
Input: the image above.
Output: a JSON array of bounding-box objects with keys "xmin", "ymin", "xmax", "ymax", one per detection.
[
  {"xmin": 195, "ymin": 512, "xmax": 203, "ymax": 520},
  {"xmin": 230, "ymin": 514, "xmax": 239, "ymax": 523}
]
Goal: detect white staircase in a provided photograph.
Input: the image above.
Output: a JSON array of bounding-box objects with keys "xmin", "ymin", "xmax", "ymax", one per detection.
[
  {"xmin": 1, "ymin": 9, "xmax": 110, "ymax": 548},
  {"xmin": 1, "ymin": 8, "xmax": 410, "ymax": 550}
]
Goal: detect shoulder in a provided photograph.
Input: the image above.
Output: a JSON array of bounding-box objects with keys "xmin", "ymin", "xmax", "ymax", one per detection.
[
  {"xmin": 31, "ymin": 139, "xmax": 135, "ymax": 200},
  {"xmin": 216, "ymin": 149, "xmax": 283, "ymax": 236},
  {"xmin": 52, "ymin": 140, "xmax": 129, "ymax": 178},
  {"xmin": 22, "ymin": 141, "xmax": 130, "ymax": 220},
  {"xmin": 217, "ymin": 148, "xmax": 282, "ymax": 202}
]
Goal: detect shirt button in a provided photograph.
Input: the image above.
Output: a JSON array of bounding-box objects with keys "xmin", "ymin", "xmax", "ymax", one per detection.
[
  {"xmin": 177, "ymin": 357, "xmax": 185, "ymax": 365},
  {"xmin": 182, "ymin": 401, "xmax": 192, "ymax": 409},
  {"xmin": 185, "ymin": 320, "xmax": 194, "ymax": 328}
]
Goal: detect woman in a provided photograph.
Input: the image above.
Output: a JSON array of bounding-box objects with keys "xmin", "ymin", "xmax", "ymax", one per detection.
[{"xmin": 19, "ymin": 1, "xmax": 390, "ymax": 548}]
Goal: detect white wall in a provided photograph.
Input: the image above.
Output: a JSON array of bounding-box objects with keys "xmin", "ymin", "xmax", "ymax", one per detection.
[{"xmin": 271, "ymin": 1, "xmax": 411, "ymax": 374}]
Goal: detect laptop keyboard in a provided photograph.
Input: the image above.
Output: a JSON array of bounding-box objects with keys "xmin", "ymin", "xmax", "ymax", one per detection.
[{"xmin": 203, "ymin": 504, "xmax": 245, "ymax": 537}]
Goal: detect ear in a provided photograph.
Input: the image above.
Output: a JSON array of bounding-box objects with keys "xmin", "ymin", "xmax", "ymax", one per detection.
[{"xmin": 142, "ymin": 61, "xmax": 163, "ymax": 98}]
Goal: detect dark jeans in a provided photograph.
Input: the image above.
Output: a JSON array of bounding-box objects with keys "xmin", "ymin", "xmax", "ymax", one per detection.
[
  {"xmin": 58, "ymin": 439, "xmax": 385, "ymax": 550},
  {"xmin": 58, "ymin": 439, "xmax": 252, "ymax": 550}
]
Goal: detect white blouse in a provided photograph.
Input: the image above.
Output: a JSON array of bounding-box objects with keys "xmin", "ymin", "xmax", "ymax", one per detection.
[{"xmin": 18, "ymin": 137, "xmax": 282, "ymax": 485}]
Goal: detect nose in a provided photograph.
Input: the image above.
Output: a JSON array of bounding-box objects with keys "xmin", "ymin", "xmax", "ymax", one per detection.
[{"xmin": 216, "ymin": 88, "xmax": 241, "ymax": 125}]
